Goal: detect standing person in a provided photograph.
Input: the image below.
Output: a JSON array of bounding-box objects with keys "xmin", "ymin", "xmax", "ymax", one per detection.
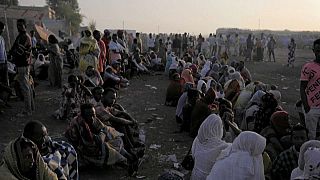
[
  {"xmin": 268, "ymin": 36, "xmax": 276, "ymax": 62},
  {"xmin": 234, "ymin": 34, "xmax": 240, "ymax": 57},
  {"xmin": 261, "ymin": 33, "xmax": 266, "ymax": 61},
  {"xmin": 136, "ymin": 32, "xmax": 143, "ymax": 53},
  {"xmin": 102, "ymin": 29, "xmax": 111, "ymax": 65},
  {"xmin": 30, "ymin": 30, "xmax": 37, "ymax": 49},
  {"xmin": 10, "ymin": 19, "xmax": 34, "ymax": 117},
  {"xmin": 182, "ymin": 33, "xmax": 188, "ymax": 54},
  {"xmin": 287, "ymin": 38, "xmax": 297, "ymax": 68},
  {"xmin": 109, "ymin": 34, "xmax": 124, "ymax": 63},
  {"xmin": 172, "ymin": 34, "xmax": 181, "ymax": 57},
  {"xmin": 300, "ymin": 39, "xmax": 320, "ymax": 140},
  {"xmin": 0, "ymin": 21, "xmax": 8, "ymax": 86},
  {"xmin": 165, "ymin": 36, "xmax": 172, "ymax": 53},
  {"xmin": 79, "ymin": 30, "xmax": 100, "ymax": 72},
  {"xmin": 48, "ymin": 35, "xmax": 63, "ymax": 88},
  {"xmin": 93, "ymin": 30, "xmax": 106, "ymax": 74},
  {"xmin": 245, "ymin": 34, "xmax": 253, "ymax": 61},
  {"xmin": 158, "ymin": 39, "xmax": 166, "ymax": 65},
  {"xmin": 147, "ymin": 33, "xmax": 155, "ymax": 52}
]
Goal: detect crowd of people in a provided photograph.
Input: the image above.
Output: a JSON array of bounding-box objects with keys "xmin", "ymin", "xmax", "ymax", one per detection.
[{"xmin": 0, "ymin": 17, "xmax": 318, "ymax": 180}]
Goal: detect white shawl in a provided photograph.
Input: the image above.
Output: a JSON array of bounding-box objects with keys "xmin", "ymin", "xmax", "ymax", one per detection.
[
  {"xmin": 191, "ymin": 114, "xmax": 230, "ymax": 180},
  {"xmin": 206, "ymin": 131, "xmax": 266, "ymax": 180}
]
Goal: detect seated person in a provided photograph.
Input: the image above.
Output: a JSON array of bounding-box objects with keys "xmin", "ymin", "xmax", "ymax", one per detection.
[
  {"xmin": 260, "ymin": 111, "xmax": 291, "ymax": 161},
  {"xmin": 165, "ymin": 73, "xmax": 183, "ymax": 107},
  {"xmin": 84, "ymin": 66, "xmax": 103, "ymax": 87},
  {"xmin": 23, "ymin": 121, "xmax": 78, "ymax": 180},
  {"xmin": 65, "ymin": 104, "xmax": 138, "ymax": 175},
  {"xmin": 95, "ymin": 88, "xmax": 142, "ymax": 152},
  {"xmin": 254, "ymin": 92, "xmax": 280, "ymax": 133},
  {"xmin": 34, "ymin": 54, "xmax": 49, "ymax": 80},
  {"xmin": 176, "ymin": 83, "xmax": 193, "ymax": 124},
  {"xmin": 181, "ymin": 88, "xmax": 200, "ymax": 132},
  {"xmin": 89, "ymin": 86, "xmax": 104, "ymax": 107},
  {"xmin": 0, "ymin": 136, "xmax": 57, "ymax": 180},
  {"xmin": 272, "ymin": 124, "xmax": 309, "ymax": 180},
  {"xmin": 54, "ymin": 75, "xmax": 81, "ymax": 120},
  {"xmin": 190, "ymin": 88, "xmax": 216, "ymax": 137},
  {"xmin": 103, "ymin": 63, "xmax": 129, "ymax": 89}
]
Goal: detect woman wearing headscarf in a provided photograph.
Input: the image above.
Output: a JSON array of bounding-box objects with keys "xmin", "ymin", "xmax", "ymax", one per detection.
[
  {"xmin": 241, "ymin": 90, "xmax": 266, "ymax": 130},
  {"xmin": 197, "ymin": 79, "xmax": 207, "ymax": 95},
  {"xmin": 191, "ymin": 114, "xmax": 230, "ymax": 180},
  {"xmin": 48, "ymin": 35, "xmax": 63, "ymax": 88},
  {"xmin": 0, "ymin": 136, "xmax": 58, "ymax": 180},
  {"xmin": 34, "ymin": 53, "xmax": 49, "ymax": 80},
  {"xmin": 181, "ymin": 69, "xmax": 195, "ymax": 86},
  {"xmin": 79, "ymin": 30, "xmax": 100, "ymax": 73},
  {"xmin": 224, "ymin": 79, "xmax": 240, "ymax": 106},
  {"xmin": 200, "ymin": 61, "xmax": 212, "ymax": 78},
  {"xmin": 206, "ymin": 131, "xmax": 266, "ymax": 180},
  {"xmin": 291, "ymin": 140, "xmax": 320, "ymax": 180},
  {"xmin": 293, "ymin": 148, "xmax": 320, "ymax": 179},
  {"xmin": 176, "ymin": 83, "xmax": 193, "ymax": 124},
  {"xmin": 190, "ymin": 88, "xmax": 216, "ymax": 137},
  {"xmin": 165, "ymin": 73, "xmax": 183, "ymax": 107}
]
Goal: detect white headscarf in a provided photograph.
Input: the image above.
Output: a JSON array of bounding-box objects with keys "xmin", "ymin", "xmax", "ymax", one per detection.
[
  {"xmin": 206, "ymin": 79, "xmax": 217, "ymax": 92},
  {"xmin": 191, "ymin": 114, "xmax": 229, "ymax": 180},
  {"xmin": 207, "ymin": 131, "xmax": 266, "ymax": 180},
  {"xmin": 296, "ymin": 148, "xmax": 320, "ymax": 179},
  {"xmin": 246, "ymin": 90, "xmax": 266, "ymax": 108},
  {"xmin": 200, "ymin": 61, "xmax": 212, "ymax": 78},
  {"xmin": 291, "ymin": 140, "xmax": 320, "ymax": 180},
  {"xmin": 197, "ymin": 80, "xmax": 207, "ymax": 94}
]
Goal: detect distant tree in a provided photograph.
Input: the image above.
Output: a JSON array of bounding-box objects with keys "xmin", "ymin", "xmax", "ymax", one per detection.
[
  {"xmin": 46, "ymin": 0, "xmax": 82, "ymax": 34},
  {"xmin": 88, "ymin": 19, "xmax": 96, "ymax": 32},
  {"xmin": 0, "ymin": 0, "xmax": 18, "ymax": 6}
]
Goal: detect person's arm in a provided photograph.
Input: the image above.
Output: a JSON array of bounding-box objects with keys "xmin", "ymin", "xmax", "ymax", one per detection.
[
  {"xmin": 300, "ymin": 81, "xmax": 310, "ymax": 113},
  {"xmin": 109, "ymin": 115, "xmax": 134, "ymax": 125}
]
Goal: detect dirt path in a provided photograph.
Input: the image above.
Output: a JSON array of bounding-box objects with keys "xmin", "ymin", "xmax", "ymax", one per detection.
[{"xmin": 0, "ymin": 48, "xmax": 314, "ymax": 179}]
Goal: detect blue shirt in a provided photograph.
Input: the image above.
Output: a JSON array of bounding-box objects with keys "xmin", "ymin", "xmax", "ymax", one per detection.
[{"xmin": 0, "ymin": 35, "xmax": 7, "ymax": 63}]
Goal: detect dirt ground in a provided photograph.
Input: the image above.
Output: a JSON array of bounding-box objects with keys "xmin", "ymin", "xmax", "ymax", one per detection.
[{"xmin": 0, "ymin": 48, "xmax": 314, "ymax": 179}]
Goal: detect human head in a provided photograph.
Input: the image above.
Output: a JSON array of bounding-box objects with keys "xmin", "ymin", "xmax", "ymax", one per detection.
[
  {"xmin": 30, "ymin": 30, "xmax": 35, "ymax": 37},
  {"xmin": 93, "ymin": 30, "xmax": 101, "ymax": 41},
  {"xmin": 0, "ymin": 21, "xmax": 4, "ymax": 35},
  {"xmin": 91, "ymin": 86, "xmax": 104, "ymax": 102},
  {"xmin": 102, "ymin": 88, "xmax": 117, "ymax": 107},
  {"xmin": 204, "ymin": 87, "xmax": 216, "ymax": 104},
  {"xmin": 197, "ymin": 114, "xmax": 224, "ymax": 144},
  {"xmin": 18, "ymin": 137, "xmax": 37, "ymax": 174},
  {"xmin": 270, "ymin": 111, "xmax": 290, "ymax": 136},
  {"xmin": 37, "ymin": 54, "xmax": 44, "ymax": 61},
  {"xmin": 261, "ymin": 92, "xmax": 278, "ymax": 109},
  {"xmin": 48, "ymin": 34, "xmax": 58, "ymax": 44},
  {"xmin": 301, "ymin": 148, "xmax": 320, "ymax": 178},
  {"xmin": 197, "ymin": 80, "xmax": 207, "ymax": 94},
  {"xmin": 239, "ymin": 60, "xmax": 245, "ymax": 69},
  {"xmin": 67, "ymin": 75, "xmax": 79, "ymax": 88},
  {"xmin": 298, "ymin": 140, "xmax": 320, "ymax": 170},
  {"xmin": 112, "ymin": 34, "xmax": 118, "ymax": 41},
  {"xmin": 231, "ymin": 131, "xmax": 266, "ymax": 156},
  {"xmin": 17, "ymin": 19, "xmax": 27, "ymax": 33},
  {"xmin": 80, "ymin": 103, "xmax": 96, "ymax": 124},
  {"xmin": 313, "ymin": 39, "xmax": 320, "ymax": 63},
  {"xmin": 290, "ymin": 123, "xmax": 309, "ymax": 150},
  {"xmin": 84, "ymin": 30, "xmax": 92, "ymax": 37},
  {"xmin": 136, "ymin": 32, "xmax": 140, "ymax": 37},
  {"xmin": 149, "ymin": 33, "xmax": 152, "ymax": 38},
  {"xmin": 85, "ymin": 66, "xmax": 95, "ymax": 77},
  {"xmin": 187, "ymin": 88, "xmax": 200, "ymax": 105},
  {"xmin": 23, "ymin": 121, "xmax": 48, "ymax": 152}
]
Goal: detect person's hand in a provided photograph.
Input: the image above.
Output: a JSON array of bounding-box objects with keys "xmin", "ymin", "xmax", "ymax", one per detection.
[
  {"xmin": 99, "ymin": 132, "xmax": 106, "ymax": 142},
  {"xmin": 222, "ymin": 111, "xmax": 234, "ymax": 122}
]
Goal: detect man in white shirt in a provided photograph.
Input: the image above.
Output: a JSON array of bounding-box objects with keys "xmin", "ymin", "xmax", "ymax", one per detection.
[
  {"xmin": 147, "ymin": 33, "xmax": 155, "ymax": 51},
  {"xmin": 109, "ymin": 34, "xmax": 124, "ymax": 62}
]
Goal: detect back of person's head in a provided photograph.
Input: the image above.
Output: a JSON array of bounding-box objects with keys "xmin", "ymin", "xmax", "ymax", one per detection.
[
  {"xmin": 48, "ymin": 34, "xmax": 58, "ymax": 44},
  {"xmin": 313, "ymin": 39, "xmax": 320, "ymax": 49},
  {"xmin": 290, "ymin": 123, "xmax": 309, "ymax": 139},
  {"xmin": 232, "ymin": 131, "xmax": 266, "ymax": 156},
  {"xmin": 23, "ymin": 120, "xmax": 45, "ymax": 139},
  {"xmin": 270, "ymin": 111, "xmax": 289, "ymax": 130},
  {"xmin": 17, "ymin": 19, "xmax": 26, "ymax": 26},
  {"xmin": 91, "ymin": 86, "xmax": 104, "ymax": 95},
  {"xmin": 103, "ymin": 88, "xmax": 117, "ymax": 97},
  {"xmin": 68, "ymin": 74, "xmax": 78, "ymax": 84}
]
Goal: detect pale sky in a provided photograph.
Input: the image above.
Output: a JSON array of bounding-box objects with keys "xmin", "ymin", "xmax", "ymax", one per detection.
[{"xmin": 19, "ymin": 0, "xmax": 320, "ymax": 34}]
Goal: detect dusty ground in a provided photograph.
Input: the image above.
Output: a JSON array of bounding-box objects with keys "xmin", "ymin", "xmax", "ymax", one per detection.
[{"xmin": 0, "ymin": 48, "xmax": 314, "ymax": 179}]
